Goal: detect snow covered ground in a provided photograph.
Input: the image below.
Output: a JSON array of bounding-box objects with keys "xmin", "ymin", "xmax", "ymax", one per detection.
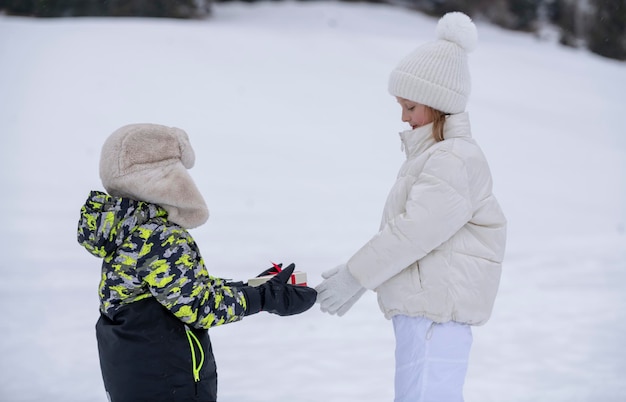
[{"xmin": 0, "ymin": 2, "xmax": 625, "ymax": 401}]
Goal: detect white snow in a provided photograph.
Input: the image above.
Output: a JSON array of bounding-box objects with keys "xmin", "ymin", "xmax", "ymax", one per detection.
[{"xmin": 0, "ymin": 2, "xmax": 625, "ymax": 401}]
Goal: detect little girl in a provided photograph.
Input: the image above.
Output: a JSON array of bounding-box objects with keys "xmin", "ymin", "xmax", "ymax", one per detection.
[
  {"xmin": 78, "ymin": 123, "xmax": 317, "ymax": 402},
  {"xmin": 316, "ymin": 12, "xmax": 507, "ymax": 402}
]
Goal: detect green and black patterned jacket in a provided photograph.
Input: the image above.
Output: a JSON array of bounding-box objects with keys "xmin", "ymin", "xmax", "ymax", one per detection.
[
  {"xmin": 78, "ymin": 190, "xmax": 248, "ymax": 329},
  {"xmin": 78, "ymin": 190, "xmax": 253, "ymax": 401}
]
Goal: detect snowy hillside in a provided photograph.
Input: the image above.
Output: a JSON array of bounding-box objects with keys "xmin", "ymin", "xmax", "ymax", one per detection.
[{"xmin": 0, "ymin": 2, "xmax": 625, "ymax": 401}]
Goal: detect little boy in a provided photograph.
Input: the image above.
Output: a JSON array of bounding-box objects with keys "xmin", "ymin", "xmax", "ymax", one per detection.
[{"xmin": 78, "ymin": 123, "xmax": 316, "ymax": 402}]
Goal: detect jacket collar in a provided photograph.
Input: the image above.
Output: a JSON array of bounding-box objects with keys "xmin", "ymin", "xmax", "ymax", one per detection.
[{"xmin": 399, "ymin": 112, "xmax": 472, "ymax": 158}]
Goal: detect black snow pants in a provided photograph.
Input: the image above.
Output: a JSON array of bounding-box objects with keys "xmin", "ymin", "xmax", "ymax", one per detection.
[{"xmin": 96, "ymin": 298, "xmax": 218, "ymax": 402}]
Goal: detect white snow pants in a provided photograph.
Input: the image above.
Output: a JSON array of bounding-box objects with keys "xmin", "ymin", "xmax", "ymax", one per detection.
[{"xmin": 392, "ymin": 315, "xmax": 472, "ymax": 402}]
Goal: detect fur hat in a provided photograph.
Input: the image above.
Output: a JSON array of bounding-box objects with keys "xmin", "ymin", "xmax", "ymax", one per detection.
[
  {"xmin": 99, "ymin": 123, "xmax": 209, "ymax": 229},
  {"xmin": 388, "ymin": 11, "xmax": 478, "ymax": 114}
]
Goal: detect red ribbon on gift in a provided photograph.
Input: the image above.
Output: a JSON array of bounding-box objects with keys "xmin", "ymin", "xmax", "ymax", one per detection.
[
  {"xmin": 271, "ymin": 262, "xmax": 282, "ymax": 273},
  {"xmin": 270, "ymin": 262, "xmax": 306, "ymax": 286}
]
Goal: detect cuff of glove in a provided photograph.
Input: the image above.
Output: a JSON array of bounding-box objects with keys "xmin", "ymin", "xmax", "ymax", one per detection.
[{"xmin": 240, "ymin": 286, "xmax": 262, "ymax": 316}]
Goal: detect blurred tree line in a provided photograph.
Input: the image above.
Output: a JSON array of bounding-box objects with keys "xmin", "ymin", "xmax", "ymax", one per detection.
[
  {"xmin": 1, "ymin": 0, "xmax": 624, "ymax": 61},
  {"xmin": 386, "ymin": 0, "xmax": 625, "ymax": 60},
  {"xmin": 0, "ymin": 0, "xmax": 212, "ymax": 18}
]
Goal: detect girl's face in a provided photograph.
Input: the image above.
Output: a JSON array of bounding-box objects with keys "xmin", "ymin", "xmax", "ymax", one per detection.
[{"xmin": 396, "ymin": 97, "xmax": 433, "ymax": 130}]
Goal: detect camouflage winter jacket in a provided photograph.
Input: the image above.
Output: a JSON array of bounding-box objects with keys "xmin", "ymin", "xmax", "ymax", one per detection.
[{"xmin": 77, "ymin": 190, "xmax": 247, "ymax": 329}]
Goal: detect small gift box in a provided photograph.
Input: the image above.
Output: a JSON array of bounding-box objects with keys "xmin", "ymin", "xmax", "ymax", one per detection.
[{"xmin": 248, "ymin": 265, "xmax": 308, "ymax": 287}]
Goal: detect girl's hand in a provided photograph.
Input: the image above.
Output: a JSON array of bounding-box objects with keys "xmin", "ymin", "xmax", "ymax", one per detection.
[{"xmin": 316, "ymin": 264, "xmax": 366, "ymax": 316}]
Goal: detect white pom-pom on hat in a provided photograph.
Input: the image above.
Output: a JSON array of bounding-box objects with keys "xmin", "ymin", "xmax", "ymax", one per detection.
[
  {"xmin": 388, "ymin": 11, "xmax": 477, "ymax": 114},
  {"xmin": 436, "ymin": 11, "xmax": 478, "ymax": 52}
]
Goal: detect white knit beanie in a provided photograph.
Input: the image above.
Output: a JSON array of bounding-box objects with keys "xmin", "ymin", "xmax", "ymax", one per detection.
[
  {"xmin": 99, "ymin": 123, "xmax": 209, "ymax": 229},
  {"xmin": 388, "ymin": 12, "xmax": 478, "ymax": 114}
]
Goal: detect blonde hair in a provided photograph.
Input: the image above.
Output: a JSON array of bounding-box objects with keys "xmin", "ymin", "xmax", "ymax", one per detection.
[{"xmin": 429, "ymin": 107, "xmax": 448, "ymax": 142}]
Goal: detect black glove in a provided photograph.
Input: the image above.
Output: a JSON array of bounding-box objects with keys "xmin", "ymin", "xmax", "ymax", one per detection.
[
  {"xmin": 240, "ymin": 263, "xmax": 317, "ymax": 316},
  {"xmin": 256, "ymin": 262, "xmax": 282, "ymax": 277}
]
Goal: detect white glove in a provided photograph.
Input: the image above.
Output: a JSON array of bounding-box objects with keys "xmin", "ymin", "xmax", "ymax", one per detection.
[{"xmin": 316, "ymin": 264, "xmax": 366, "ymax": 316}]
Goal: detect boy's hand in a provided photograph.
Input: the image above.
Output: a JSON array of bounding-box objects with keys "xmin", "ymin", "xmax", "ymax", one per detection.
[{"xmin": 241, "ymin": 263, "xmax": 317, "ymax": 316}]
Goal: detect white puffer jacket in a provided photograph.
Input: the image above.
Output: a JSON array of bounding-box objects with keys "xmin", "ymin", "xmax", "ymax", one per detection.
[{"xmin": 347, "ymin": 112, "xmax": 506, "ymax": 325}]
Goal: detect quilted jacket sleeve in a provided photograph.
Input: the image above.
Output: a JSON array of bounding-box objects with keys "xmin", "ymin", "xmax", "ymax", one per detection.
[
  {"xmin": 347, "ymin": 148, "xmax": 474, "ymax": 290},
  {"xmin": 134, "ymin": 223, "xmax": 248, "ymax": 329}
]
